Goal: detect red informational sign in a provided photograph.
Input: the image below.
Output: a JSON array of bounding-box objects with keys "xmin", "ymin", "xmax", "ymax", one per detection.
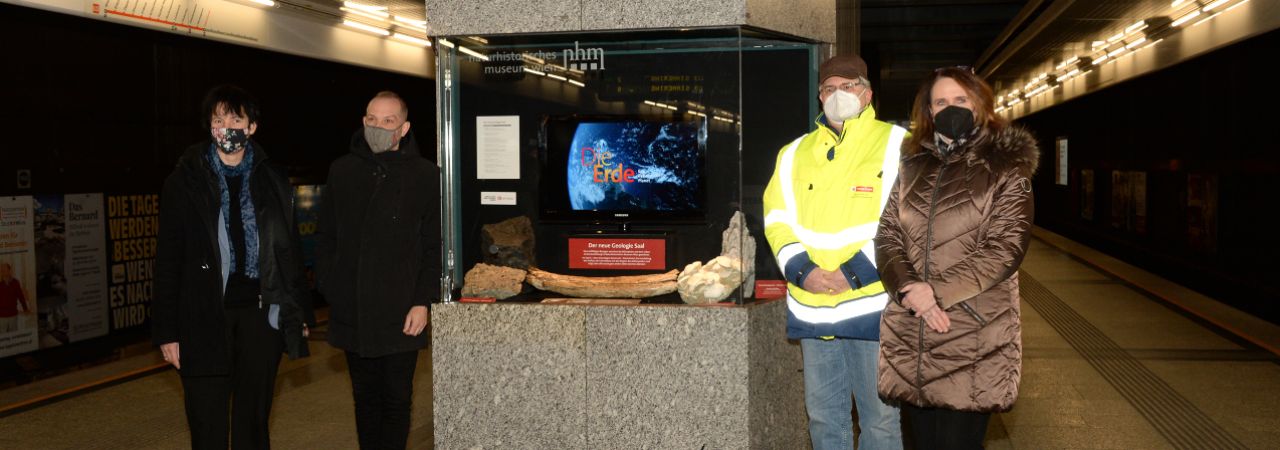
[
  {"xmin": 568, "ymin": 238, "xmax": 666, "ymax": 270},
  {"xmin": 754, "ymin": 280, "xmax": 787, "ymax": 299}
]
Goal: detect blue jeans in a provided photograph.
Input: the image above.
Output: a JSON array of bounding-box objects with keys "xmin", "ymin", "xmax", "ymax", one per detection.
[{"xmin": 801, "ymin": 338, "xmax": 902, "ymax": 450}]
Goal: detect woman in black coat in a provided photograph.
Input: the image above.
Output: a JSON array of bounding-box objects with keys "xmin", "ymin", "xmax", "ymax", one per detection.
[{"xmin": 152, "ymin": 85, "xmax": 313, "ymax": 450}]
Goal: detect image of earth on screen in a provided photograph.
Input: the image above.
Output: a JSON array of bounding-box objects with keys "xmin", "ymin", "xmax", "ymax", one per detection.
[{"xmin": 566, "ymin": 121, "xmax": 703, "ymax": 212}]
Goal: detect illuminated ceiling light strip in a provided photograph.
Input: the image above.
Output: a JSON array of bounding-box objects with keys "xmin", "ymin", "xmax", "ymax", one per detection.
[
  {"xmin": 1092, "ymin": 53, "xmax": 1109, "ymax": 64},
  {"xmin": 654, "ymin": 102, "xmax": 671, "ymax": 109},
  {"xmin": 1202, "ymin": 0, "xmax": 1230, "ymax": 11},
  {"xmin": 1172, "ymin": 9, "xmax": 1201, "ymax": 27},
  {"xmin": 1190, "ymin": 11, "xmax": 1222, "ymax": 27},
  {"xmin": 1092, "ymin": 40, "xmax": 1107, "ymax": 49},
  {"xmin": 1107, "ymin": 31, "xmax": 1125, "ymax": 42},
  {"xmin": 467, "ymin": 36, "xmax": 489, "ymax": 44},
  {"xmin": 1055, "ymin": 56, "xmax": 1079, "ymax": 70},
  {"xmin": 342, "ymin": 20, "xmax": 389, "ymax": 36},
  {"xmin": 341, "ymin": 7, "xmax": 389, "ymax": 22},
  {"xmin": 1223, "ymin": 0, "xmax": 1251, "ymax": 13},
  {"xmin": 1171, "ymin": 0, "xmax": 1185, "ymax": 7},
  {"xmin": 567, "ymin": 80, "xmax": 585, "ymax": 87},
  {"xmin": 391, "ymin": 19, "xmax": 426, "ymax": 32},
  {"xmin": 343, "ymin": 1, "xmax": 387, "ymax": 13},
  {"xmin": 547, "ymin": 73, "xmax": 567, "ymax": 81},
  {"xmin": 457, "ymin": 45, "xmax": 489, "ymax": 61},
  {"xmin": 244, "ymin": 0, "xmax": 274, "ymax": 6},
  {"xmin": 643, "ymin": 100, "xmax": 658, "ymax": 106},
  {"xmin": 522, "ymin": 54, "xmax": 545, "ymax": 64},
  {"xmin": 1125, "ymin": 20, "xmax": 1148, "ymax": 33},
  {"xmin": 393, "ymin": 15, "xmax": 425, "ymax": 26},
  {"xmin": 523, "ymin": 67, "xmax": 546, "ymax": 76},
  {"xmin": 1125, "ymin": 37, "xmax": 1148, "ymax": 49},
  {"xmin": 438, "ymin": 38, "xmax": 455, "ymax": 48},
  {"xmin": 392, "ymin": 33, "xmax": 430, "ymax": 47},
  {"xmin": 1108, "ymin": 47, "xmax": 1127, "ymax": 57}
]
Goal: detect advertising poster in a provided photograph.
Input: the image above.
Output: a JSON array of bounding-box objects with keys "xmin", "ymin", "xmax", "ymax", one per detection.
[
  {"xmin": 1080, "ymin": 169, "xmax": 1095, "ymax": 220},
  {"xmin": 107, "ymin": 194, "xmax": 159, "ymax": 331},
  {"xmin": 1110, "ymin": 171, "xmax": 1130, "ymax": 230},
  {"xmin": 0, "ymin": 196, "xmax": 38, "ymax": 358},
  {"xmin": 64, "ymin": 194, "xmax": 109, "ymax": 343},
  {"xmin": 1131, "ymin": 171, "xmax": 1147, "ymax": 234},
  {"xmin": 1187, "ymin": 174, "xmax": 1218, "ymax": 254},
  {"xmin": 33, "ymin": 194, "xmax": 68, "ymax": 348}
]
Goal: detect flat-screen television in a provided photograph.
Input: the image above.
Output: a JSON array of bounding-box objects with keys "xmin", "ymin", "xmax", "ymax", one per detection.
[{"xmin": 539, "ymin": 116, "xmax": 707, "ymax": 223}]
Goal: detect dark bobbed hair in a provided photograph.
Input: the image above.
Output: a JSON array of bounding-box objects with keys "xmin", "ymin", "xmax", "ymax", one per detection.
[
  {"xmin": 200, "ymin": 84, "xmax": 261, "ymax": 130},
  {"xmin": 906, "ymin": 67, "xmax": 1007, "ymax": 154}
]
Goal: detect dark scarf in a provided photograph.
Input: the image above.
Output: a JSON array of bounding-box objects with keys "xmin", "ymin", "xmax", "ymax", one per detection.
[{"xmin": 207, "ymin": 145, "xmax": 260, "ymax": 279}]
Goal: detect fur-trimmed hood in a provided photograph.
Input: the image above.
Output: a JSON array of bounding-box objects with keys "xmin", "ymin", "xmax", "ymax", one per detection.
[{"xmin": 913, "ymin": 125, "xmax": 1040, "ymax": 176}]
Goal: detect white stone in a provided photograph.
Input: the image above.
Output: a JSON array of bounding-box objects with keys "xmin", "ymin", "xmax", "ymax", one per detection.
[
  {"xmin": 677, "ymin": 256, "xmax": 744, "ymax": 304},
  {"xmin": 720, "ymin": 210, "xmax": 757, "ymax": 297}
]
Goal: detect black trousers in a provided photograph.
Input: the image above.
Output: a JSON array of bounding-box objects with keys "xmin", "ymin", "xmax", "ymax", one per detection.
[
  {"xmin": 902, "ymin": 404, "xmax": 992, "ymax": 450},
  {"xmin": 180, "ymin": 306, "xmax": 284, "ymax": 450},
  {"xmin": 345, "ymin": 350, "xmax": 419, "ymax": 450}
]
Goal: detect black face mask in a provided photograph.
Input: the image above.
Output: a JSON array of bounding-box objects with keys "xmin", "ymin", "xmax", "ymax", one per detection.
[{"xmin": 933, "ymin": 106, "xmax": 975, "ymax": 140}]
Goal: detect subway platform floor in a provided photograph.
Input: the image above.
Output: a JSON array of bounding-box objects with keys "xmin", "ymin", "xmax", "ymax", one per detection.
[{"xmin": 1, "ymin": 227, "xmax": 1277, "ymax": 449}]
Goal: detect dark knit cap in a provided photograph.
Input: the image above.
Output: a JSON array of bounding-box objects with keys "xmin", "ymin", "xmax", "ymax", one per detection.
[{"xmin": 819, "ymin": 54, "xmax": 869, "ymax": 83}]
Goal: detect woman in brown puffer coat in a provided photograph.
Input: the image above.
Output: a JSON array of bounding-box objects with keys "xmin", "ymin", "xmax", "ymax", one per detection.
[{"xmin": 875, "ymin": 66, "xmax": 1039, "ymax": 449}]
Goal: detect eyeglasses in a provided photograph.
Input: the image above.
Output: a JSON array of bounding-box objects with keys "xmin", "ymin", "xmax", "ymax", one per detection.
[
  {"xmin": 935, "ymin": 65, "xmax": 975, "ymax": 74},
  {"xmin": 819, "ymin": 81, "xmax": 865, "ymax": 97}
]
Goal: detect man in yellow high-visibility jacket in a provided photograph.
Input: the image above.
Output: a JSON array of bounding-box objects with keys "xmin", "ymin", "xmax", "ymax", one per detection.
[{"xmin": 763, "ymin": 54, "xmax": 907, "ymax": 450}]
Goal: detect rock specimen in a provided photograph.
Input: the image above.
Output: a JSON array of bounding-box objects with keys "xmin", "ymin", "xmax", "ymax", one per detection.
[
  {"xmin": 676, "ymin": 256, "xmax": 743, "ymax": 304},
  {"xmin": 461, "ymin": 263, "xmax": 527, "ymax": 299},
  {"xmin": 720, "ymin": 210, "xmax": 757, "ymax": 297},
  {"xmin": 481, "ymin": 216, "xmax": 536, "ymax": 269},
  {"xmin": 526, "ymin": 268, "xmax": 678, "ymax": 299}
]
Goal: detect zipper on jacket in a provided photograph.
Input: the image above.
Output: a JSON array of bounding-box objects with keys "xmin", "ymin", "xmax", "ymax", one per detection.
[
  {"xmin": 917, "ymin": 160, "xmax": 949, "ymax": 392},
  {"xmin": 958, "ymin": 302, "xmax": 987, "ymax": 326}
]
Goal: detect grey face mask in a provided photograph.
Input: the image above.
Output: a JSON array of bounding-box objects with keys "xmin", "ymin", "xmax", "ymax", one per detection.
[{"xmin": 364, "ymin": 125, "xmax": 400, "ymax": 154}]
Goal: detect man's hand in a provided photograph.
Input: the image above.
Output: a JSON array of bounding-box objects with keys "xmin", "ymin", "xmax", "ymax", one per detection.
[
  {"xmin": 900, "ymin": 282, "xmax": 950, "ymax": 333},
  {"xmin": 403, "ymin": 306, "xmax": 429, "ymax": 336},
  {"xmin": 160, "ymin": 342, "xmax": 181, "ymax": 369},
  {"xmin": 801, "ymin": 268, "xmax": 842, "ymax": 295}
]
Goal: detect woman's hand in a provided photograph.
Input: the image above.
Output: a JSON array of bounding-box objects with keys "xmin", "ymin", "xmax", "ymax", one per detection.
[
  {"xmin": 160, "ymin": 342, "xmax": 181, "ymax": 369},
  {"xmin": 901, "ymin": 282, "xmax": 950, "ymax": 333}
]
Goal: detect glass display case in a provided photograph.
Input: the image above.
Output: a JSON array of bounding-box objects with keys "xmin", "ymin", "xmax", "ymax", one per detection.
[{"xmin": 434, "ymin": 26, "xmax": 819, "ymax": 305}]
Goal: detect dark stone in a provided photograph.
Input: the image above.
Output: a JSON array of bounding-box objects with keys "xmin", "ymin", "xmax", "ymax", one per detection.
[{"xmin": 481, "ymin": 215, "xmax": 536, "ymax": 269}]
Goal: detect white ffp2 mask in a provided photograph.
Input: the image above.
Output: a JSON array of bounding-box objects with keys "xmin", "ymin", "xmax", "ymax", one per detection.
[{"xmin": 823, "ymin": 89, "xmax": 864, "ymax": 125}]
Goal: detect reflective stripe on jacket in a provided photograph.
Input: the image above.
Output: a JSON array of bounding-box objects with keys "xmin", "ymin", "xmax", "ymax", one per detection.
[{"xmin": 763, "ymin": 106, "xmax": 907, "ymax": 339}]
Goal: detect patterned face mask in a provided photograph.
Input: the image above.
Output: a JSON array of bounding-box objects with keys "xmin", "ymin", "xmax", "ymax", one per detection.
[
  {"xmin": 363, "ymin": 125, "xmax": 400, "ymax": 154},
  {"xmin": 212, "ymin": 127, "xmax": 250, "ymax": 154}
]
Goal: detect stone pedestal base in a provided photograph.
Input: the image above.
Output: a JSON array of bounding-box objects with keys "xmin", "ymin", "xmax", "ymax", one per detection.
[{"xmin": 432, "ymin": 300, "xmax": 807, "ymax": 449}]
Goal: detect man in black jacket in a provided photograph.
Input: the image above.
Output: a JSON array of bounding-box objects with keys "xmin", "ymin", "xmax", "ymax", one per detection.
[
  {"xmin": 317, "ymin": 91, "xmax": 441, "ymax": 450},
  {"xmin": 153, "ymin": 85, "xmax": 313, "ymax": 450}
]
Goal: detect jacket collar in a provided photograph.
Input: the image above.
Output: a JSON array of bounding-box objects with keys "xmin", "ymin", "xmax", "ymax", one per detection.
[{"xmin": 815, "ymin": 105, "xmax": 879, "ymax": 143}]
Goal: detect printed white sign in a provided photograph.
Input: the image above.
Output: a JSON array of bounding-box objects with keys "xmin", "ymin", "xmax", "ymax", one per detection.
[{"xmin": 476, "ymin": 116, "xmax": 521, "ymax": 179}]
